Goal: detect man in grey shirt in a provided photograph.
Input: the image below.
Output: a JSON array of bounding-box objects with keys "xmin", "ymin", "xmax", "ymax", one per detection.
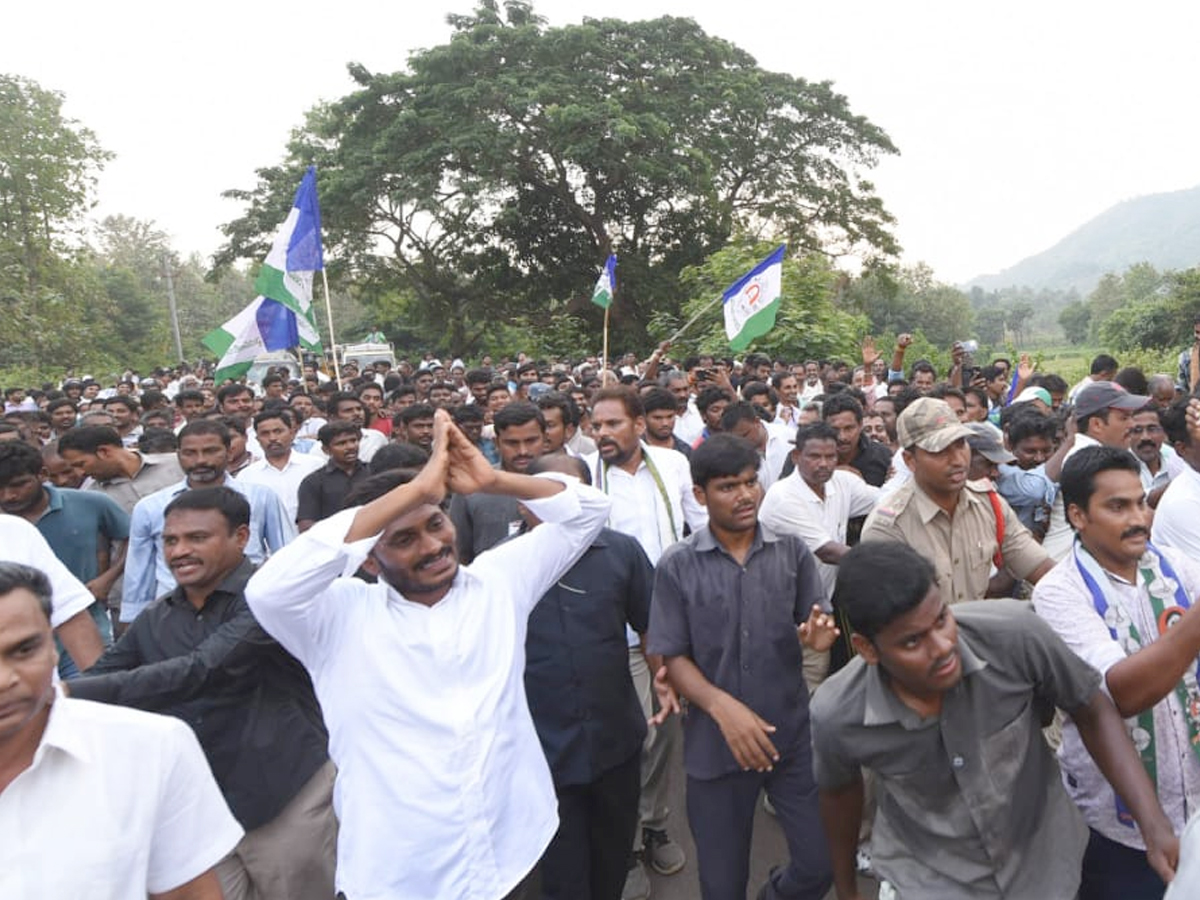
[{"xmin": 811, "ymin": 541, "xmax": 1178, "ymax": 900}]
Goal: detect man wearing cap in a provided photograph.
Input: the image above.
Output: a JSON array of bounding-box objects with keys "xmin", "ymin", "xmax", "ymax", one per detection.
[
  {"xmin": 862, "ymin": 398, "xmax": 1052, "ymax": 604},
  {"xmin": 1042, "ymin": 382, "xmax": 1150, "ymax": 561}
]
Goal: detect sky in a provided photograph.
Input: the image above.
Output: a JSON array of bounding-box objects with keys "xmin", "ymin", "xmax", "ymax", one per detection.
[{"xmin": 8, "ymin": 0, "xmax": 1200, "ymax": 285}]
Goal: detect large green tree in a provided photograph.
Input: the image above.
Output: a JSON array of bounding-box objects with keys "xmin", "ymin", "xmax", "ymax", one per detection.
[{"xmin": 216, "ymin": 1, "xmax": 898, "ymax": 357}]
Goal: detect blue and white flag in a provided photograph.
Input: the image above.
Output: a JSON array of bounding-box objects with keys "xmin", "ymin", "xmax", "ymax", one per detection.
[
  {"xmin": 253, "ymin": 166, "xmax": 324, "ymax": 351},
  {"xmin": 723, "ymin": 244, "xmax": 785, "ymax": 351},
  {"xmin": 591, "ymin": 254, "xmax": 617, "ymax": 309}
]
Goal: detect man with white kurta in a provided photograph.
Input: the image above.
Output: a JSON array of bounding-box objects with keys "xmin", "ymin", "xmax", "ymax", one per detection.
[{"xmin": 245, "ymin": 410, "xmax": 610, "ymax": 899}]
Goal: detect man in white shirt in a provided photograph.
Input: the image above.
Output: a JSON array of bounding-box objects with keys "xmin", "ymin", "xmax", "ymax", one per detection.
[
  {"xmin": 245, "ymin": 411, "xmax": 610, "ymax": 900},
  {"xmin": 0, "ymin": 562, "xmax": 242, "ymax": 899},
  {"xmin": 237, "ymin": 410, "xmax": 323, "ymax": 525},
  {"xmin": 720, "ymin": 401, "xmax": 791, "ymax": 492},
  {"xmin": 1128, "ymin": 406, "xmax": 1186, "ymax": 503},
  {"xmin": 1033, "ymin": 445, "xmax": 1192, "ymax": 898},
  {"xmin": 1042, "ymin": 382, "xmax": 1148, "ymax": 561},
  {"xmin": 760, "ymin": 421, "xmax": 879, "ymax": 690},
  {"xmin": 1152, "ymin": 398, "xmax": 1200, "ymax": 558},
  {"xmin": 584, "ymin": 386, "xmax": 707, "ymax": 896}
]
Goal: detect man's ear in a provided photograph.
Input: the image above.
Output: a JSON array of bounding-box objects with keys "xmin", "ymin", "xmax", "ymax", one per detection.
[
  {"xmin": 692, "ymin": 484, "xmax": 708, "ymax": 508},
  {"xmin": 360, "ymin": 552, "xmax": 381, "ymax": 577},
  {"xmin": 850, "ymin": 633, "xmax": 879, "ymax": 665},
  {"xmin": 1066, "ymin": 501, "xmax": 1087, "ymax": 532}
]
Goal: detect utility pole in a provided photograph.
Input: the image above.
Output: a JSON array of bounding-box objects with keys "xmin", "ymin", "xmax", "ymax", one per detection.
[{"xmin": 162, "ymin": 255, "xmax": 184, "ymax": 363}]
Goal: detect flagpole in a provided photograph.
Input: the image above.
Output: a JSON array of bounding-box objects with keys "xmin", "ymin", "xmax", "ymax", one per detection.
[
  {"xmin": 321, "ymin": 269, "xmax": 341, "ymax": 385},
  {"xmin": 601, "ymin": 304, "xmax": 611, "ymax": 384},
  {"xmin": 667, "ymin": 292, "xmax": 723, "ymax": 344}
]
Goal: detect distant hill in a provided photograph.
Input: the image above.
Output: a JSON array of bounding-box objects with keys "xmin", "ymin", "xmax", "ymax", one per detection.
[{"xmin": 967, "ymin": 185, "xmax": 1200, "ymax": 294}]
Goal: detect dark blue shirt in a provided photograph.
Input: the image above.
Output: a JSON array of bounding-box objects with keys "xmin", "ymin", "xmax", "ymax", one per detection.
[
  {"xmin": 647, "ymin": 524, "xmax": 823, "ymax": 780},
  {"xmin": 525, "ymin": 528, "xmax": 652, "ymax": 786},
  {"xmin": 35, "ymin": 484, "xmax": 130, "ymax": 581}
]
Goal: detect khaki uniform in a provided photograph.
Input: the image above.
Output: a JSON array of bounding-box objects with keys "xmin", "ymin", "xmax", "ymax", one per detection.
[{"xmin": 862, "ymin": 479, "xmax": 1048, "ymax": 604}]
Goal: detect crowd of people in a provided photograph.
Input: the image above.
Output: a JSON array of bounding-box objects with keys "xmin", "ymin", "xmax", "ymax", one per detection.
[{"xmin": 4, "ymin": 323, "xmax": 1200, "ymax": 900}]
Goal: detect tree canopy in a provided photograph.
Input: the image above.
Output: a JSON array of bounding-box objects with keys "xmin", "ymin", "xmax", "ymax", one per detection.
[{"xmin": 216, "ymin": 1, "xmax": 899, "ymax": 357}]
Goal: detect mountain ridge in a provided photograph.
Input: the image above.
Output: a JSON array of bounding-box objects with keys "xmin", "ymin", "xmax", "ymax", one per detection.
[{"xmin": 966, "ymin": 185, "xmax": 1200, "ymax": 294}]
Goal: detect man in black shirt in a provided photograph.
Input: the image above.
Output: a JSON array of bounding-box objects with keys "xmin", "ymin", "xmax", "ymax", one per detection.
[
  {"xmin": 522, "ymin": 455, "xmax": 655, "ymax": 900},
  {"xmin": 297, "ymin": 420, "xmax": 372, "ymax": 531},
  {"xmin": 68, "ymin": 487, "xmax": 333, "ymax": 900},
  {"xmin": 822, "ymin": 394, "xmax": 892, "ymax": 487}
]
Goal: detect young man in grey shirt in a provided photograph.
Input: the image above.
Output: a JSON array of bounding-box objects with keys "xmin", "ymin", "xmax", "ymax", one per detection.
[{"xmin": 812, "ymin": 541, "xmax": 1178, "ymax": 900}]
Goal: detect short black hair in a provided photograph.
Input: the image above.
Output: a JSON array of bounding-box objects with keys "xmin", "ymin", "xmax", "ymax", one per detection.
[
  {"xmin": 821, "ymin": 392, "xmax": 864, "ymax": 423},
  {"xmin": 526, "ymin": 453, "xmax": 592, "ymax": 485},
  {"xmin": 1060, "ymin": 445, "xmax": 1142, "ymax": 524},
  {"xmin": 451, "ymin": 404, "xmax": 484, "ymax": 425},
  {"xmin": 1006, "ymin": 408, "xmax": 1058, "ymax": 447},
  {"xmin": 252, "ymin": 409, "xmax": 293, "ymax": 432},
  {"xmin": 535, "ymin": 391, "xmax": 578, "ymax": 428},
  {"xmin": 58, "ymin": 425, "xmax": 123, "ymax": 454},
  {"xmin": 833, "ymin": 543, "xmax": 937, "ymax": 640},
  {"xmin": 1091, "ymin": 354, "xmax": 1119, "ymax": 376},
  {"xmin": 718, "ymin": 401, "xmax": 762, "ymax": 432},
  {"xmin": 493, "ymin": 401, "xmax": 545, "ymax": 434},
  {"xmin": 216, "ymin": 383, "xmax": 253, "ymax": 406},
  {"xmin": 641, "ymin": 387, "xmax": 678, "ymax": 415},
  {"xmin": 793, "ymin": 421, "xmax": 839, "ymax": 453},
  {"xmin": 696, "ymin": 386, "xmax": 733, "ymax": 416},
  {"xmin": 164, "ymin": 486, "xmax": 251, "ymax": 531},
  {"xmin": 397, "ymin": 403, "xmax": 436, "ymax": 426},
  {"xmin": 0, "ymin": 562, "xmax": 53, "ymax": 622},
  {"xmin": 344, "ymin": 468, "xmax": 421, "ymax": 507},
  {"xmin": 138, "ymin": 428, "xmax": 178, "ymax": 453},
  {"xmin": 370, "ymin": 443, "xmax": 431, "ymax": 474},
  {"xmin": 175, "ymin": 389, "xmax": 206, "ymax": 406},
  {"xmin": 690, "ymin": 433, "xmax": 760, "ymax": 488},
  {"xmin": 1162, "ymin": 399, "xmax": 1192, "ymax": 447},
  {"xmin": 318, "ymin": 420, "xmax": 361, "ymax": 446},
  {"xmin": 1029, "ymin": 373, "xmax": 1068, "ymax": 395},
  {"xmin": 0, "ymin": 441, "xmax": 44, "ymax": 483},
  {"xmin": 46, "ymin": 398, "xmax": 78, "ymax": 415}
]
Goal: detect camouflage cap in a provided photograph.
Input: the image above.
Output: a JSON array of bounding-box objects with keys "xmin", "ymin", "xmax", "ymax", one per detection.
[{"xmin": 897, "ymin": 397, "xmax": 976, "ymax": 452}]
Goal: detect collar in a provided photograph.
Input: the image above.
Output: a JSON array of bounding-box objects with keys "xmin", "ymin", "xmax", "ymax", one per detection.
[
  {"xmin": 42, "ymin": 483, "xmax": 66, "ymax": 514},
  {"xmin": 909, "ymin": 479, "xmax": 986, "ymax": 524},
  {"xmin": 323, "ymin": 459, "xmax": 366, "ymax": 475},
  {"xmin": 862, "ymin": 637, "xmax": 987, "ymax": 727},
  {"xmin": 34, "ymin": 689, "xmax": 92, "ymax": 766},
  {"xmin": 165, "ymin": 556, "xmax": 255, "ymax": 610},
  {"xmin": 691, "ymin": 523, "xmax": 778, "ymax": 555}
]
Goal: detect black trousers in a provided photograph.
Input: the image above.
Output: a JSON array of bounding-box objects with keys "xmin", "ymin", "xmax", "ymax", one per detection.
[
  {"xmin": 541, "ymin": 751, "xmax": 642, "ymax": 900},
  {"xmin": 686, "ymin": 732, "xmax": 831, "ymax": 900}
]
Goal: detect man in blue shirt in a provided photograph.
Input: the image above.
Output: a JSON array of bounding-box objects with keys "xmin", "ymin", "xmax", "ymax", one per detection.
[
  {"xmin": 124, "ymin": 420, "xmax": 295, "ymax": 624},
  {"xmin": 0, "ymin": 441, "xmax": 128, "ymax": 675}
]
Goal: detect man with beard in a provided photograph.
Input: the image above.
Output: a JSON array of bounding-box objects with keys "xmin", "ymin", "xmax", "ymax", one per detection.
[
  {"xmin": 124, "ymin": 421, "xmax": 295, "ymax": 624},
  {"xmin": 450, "ymin": 402, "xmax": 546, "ymax": 564},
  {"xmin": 1034, "ymin": 446, "xmax": 1200, "ymax": 899},
  {"xmin": 238, "ymin": 411, "xmax": 323, "ymax": 526},
  {"xmin": 822, "ymin": 394, "xmax": 892, "ymax": 488},
  {"xmin": 585, "ymin": 387, "xmax": 707, "ymax": 898},
  {"xmin": 394, "ymin": 403, "xmax": 436, "ymax": 454},
  {"xmin": 243, "ymin": 411, "xmax": 611, "ymax": 900},
  {"xmin": 296, "ymin": 421, "xmax": 372, "ymax": 532}
]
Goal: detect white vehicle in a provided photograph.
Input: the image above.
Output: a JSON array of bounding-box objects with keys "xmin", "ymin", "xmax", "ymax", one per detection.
[
  {"xmin": 337, "ymin": 342, "xmax": 396, "ymax": 372},
  {"xmin": 245, "ymin": 351, "xmax": 301, "ymax": 390}
]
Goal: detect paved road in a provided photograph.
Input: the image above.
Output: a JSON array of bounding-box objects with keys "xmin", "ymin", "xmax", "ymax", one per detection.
[{"xmin": 643, "ymin": 737, "xmax": 880, "ymax": 900}]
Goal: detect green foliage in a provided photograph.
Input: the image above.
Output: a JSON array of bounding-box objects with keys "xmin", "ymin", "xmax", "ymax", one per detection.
[
  {"xmin": 842, "ymin": 262, "xmax": 972, "ymax": 349},
  {"xmin": 1058, "ymin": 301, "xmax": 1091, "ymax": 345},
  {"xmin": 975, "ymin": 307, "xmax": 1007, "ymax": 345},
  {"xmin": 1096, "ymin": 266, "xmax": 1199, "ymax": 353},
  {"xmin": 665, "ymin": 239, "xmax": 866, "ymax": 361},
  {"xmin": 216, "ymin": 3, "xmax": 898, "ymax": 358}
]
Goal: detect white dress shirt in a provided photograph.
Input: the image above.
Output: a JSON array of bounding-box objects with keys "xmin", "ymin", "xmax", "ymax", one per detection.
[
  {"xmin": 673, "ymin": 399, "xmax": 704, "ymax": 446},
  {"xmin": 0, "ymin": 695, "xmax": 242, "ymax": 898},
  {"xmin": 1153, "ymin": 465, "xmax": 1200, "ymax": 558},
  {"xmin": 760, "ymin": 423, "xmax": 793, "ymax": 491},
  {"xmin": 760, "ymin": 470, "xmax": 880, "ymax": 605},
  {"xmin": 584, "ymin": 444, "xmax": 707, "ymax": 565},
  {"xmin": 245, "ymin": 478, "xmax": 610, "ymax": 900},
  {"xmin": 1033, "ymin": 544, "xmax": 1200, "ymax": 848},
  {"xmin": 236, "ymin": 451, "xmax": 325, "ymax": 525},
  {"xmin": 0, "ymin": 516, "xmax": 93, "ymax": 627}
]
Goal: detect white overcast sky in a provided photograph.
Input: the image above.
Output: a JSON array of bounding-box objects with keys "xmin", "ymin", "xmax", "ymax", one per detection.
[{"xmin": 8, "ymin": 0, "xmax": 1200, "ymax": 284}]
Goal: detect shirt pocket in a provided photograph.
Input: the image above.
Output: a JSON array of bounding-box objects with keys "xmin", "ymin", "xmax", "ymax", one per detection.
[{"xmin": 980, "ymin": 704, "xmax": 1032, "ymax": 797}]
